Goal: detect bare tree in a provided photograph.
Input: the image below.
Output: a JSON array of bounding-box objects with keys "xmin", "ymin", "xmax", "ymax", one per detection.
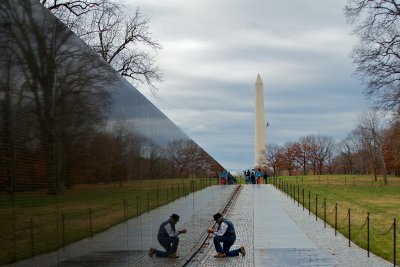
[
  {"xmin": 42, "ymin": 0, "xmax": 162, "ymax": 93},
  {"xmin": 345, "ymin": 0, "xmax": 400, "ymax": 113},
  {"xmin": 312, "ymin": 135, "xmax": 335, "ymax": 175},
  {"xmin": 355, "ymin": 110, "xmax": 388, "ymax": 183},
  {"xmin": 277, "ymin": 142, "xmax": 298, "ymax": 176},
  {"xmin": 265, "ymin": 143, "xmax": 281, "ymax": 176},
  {"xmin": 337, "ymin": 137, "xmax": 355, "ymax": 174},
  {"xmin": 295, "ymin": 136, "xmax": 314, "ymax": 175},
  {"xmin": 383, "ymin": 118, "xmax": 400, "ymax": 176}
]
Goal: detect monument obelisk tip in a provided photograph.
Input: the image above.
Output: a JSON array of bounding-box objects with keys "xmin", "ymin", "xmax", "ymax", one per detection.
[{"xmin": 255, "ymin": 74, "xmax": 263, "ymax": 85}]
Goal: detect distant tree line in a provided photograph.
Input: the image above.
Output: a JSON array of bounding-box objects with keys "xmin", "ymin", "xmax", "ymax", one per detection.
[{"xmin": 265, "ymin": 111, "xmax": 400, "ymax": 183}]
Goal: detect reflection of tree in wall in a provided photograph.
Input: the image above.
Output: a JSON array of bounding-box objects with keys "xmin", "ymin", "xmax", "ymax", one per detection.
[
  {"xmin": 42, "ymin": 0, "xmax": 162, "ymax": 93},
  {"xmin": 165, "ymin": 140, "xmax": 213, "ymax": 178},
  {"xmin": 0, "ymin": 0, "xmax": 114, "ymax": 193}
]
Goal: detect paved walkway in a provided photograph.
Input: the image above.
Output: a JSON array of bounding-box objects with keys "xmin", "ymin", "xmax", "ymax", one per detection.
[
  {"xmin": 189, "ymin": 185, "xmax": 391, "ymax": 267},
  {"xmin": 7, "ymin": 185, "xmax": 392, "ymax": 267}
]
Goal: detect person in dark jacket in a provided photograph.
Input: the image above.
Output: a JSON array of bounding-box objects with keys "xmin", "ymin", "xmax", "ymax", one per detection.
[
  {"xmin": 149, "ymin": 214, "xmax": 187, "ymax": 258},
  {"xmin": 207, "ymin": 212, "xmax": 245, "ymax": 258},
  {"xmin": 250, "ymin": 169, "xmax": 256, "ymax": 184}
]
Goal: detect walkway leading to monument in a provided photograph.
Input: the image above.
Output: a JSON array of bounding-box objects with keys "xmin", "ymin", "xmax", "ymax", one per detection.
[{"xmin": 7, "ymin": 185, "xmax": 392, "ymax": 267}]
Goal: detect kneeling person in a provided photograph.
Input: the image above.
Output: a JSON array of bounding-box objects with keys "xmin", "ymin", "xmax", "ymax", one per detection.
[
  {"xmin": 149, "ymin": 214, "xmax": 187, "ymax": 258},
  {"xmin": 207, "ymin": 212, "xmax": 245, "ymax": 258}
]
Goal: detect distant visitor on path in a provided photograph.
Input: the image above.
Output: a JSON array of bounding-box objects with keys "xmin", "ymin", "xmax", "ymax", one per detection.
[
  {"xmin": 250, "ymin": 169, "xmax": 256, "ymax": 184},
  {"xmin": 207, "ymin": 212, "xmax": 245, "ymax": 258},
  {"xmin": 149, "ymin": 214, "xmax": 187, "ymax": 258},
  {"xmin": 256, "ymin": 168, "xmax": 263, "ymax": 184}
]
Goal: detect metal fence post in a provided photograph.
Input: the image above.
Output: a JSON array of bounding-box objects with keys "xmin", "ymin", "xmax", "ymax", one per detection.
[
  {"xmin": 335, "ymin": 203, "xmax": 337, "ymax": 236},
  {"xmin": 123, "ymin": 199, "xmax": 127, "ymax": 222},
  {"xmin": 324, "ymin": 198, "xmax": 326, "ymax": 228},
  {"xmin": 89, "ymin": 208, "xmax": 93, "ymax": 238},
  {"xmin": 297, "ymin": 186, "xmax": 300, "ymax": 207},
  {"xmin": 367, "ymin": 212, "xmax": 370, "ymax": 257},
  {"xmin": 293, "ymin": 184, "xmax": 295, "ymax": 203},
  {"xmin": 316, "ymin": 194, "xmax": 318, "ymax": 221},
  {"xmin": 394, "ymin": 218, "xmax": 396, "ymax": 267},
  {"xmin": 136, "ymin": 195, "xmax": 139, "ymax": 216},
  {"xmin": 147, "ymin": 192, "xmax": 150, "ymax": 213},
  {"xmin": 348, "ymin": 208, "xmax": 351, "ymax": 247},
  {"xmin": 157, "ymin": 189, "xmax": 159, "ymax": 208},
  {"xmin": 30, "ymin": 217, "xmax": 34, "ymax": 256}
]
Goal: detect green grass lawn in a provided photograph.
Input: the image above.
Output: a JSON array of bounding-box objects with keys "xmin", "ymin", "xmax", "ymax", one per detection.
[
  {"xmin": 0, "ymin": 177, "xmax": 216, "ymax": 265},
  {"xmin": 274, "ymin": 175, "xmax": 400, "ymax": 264}
]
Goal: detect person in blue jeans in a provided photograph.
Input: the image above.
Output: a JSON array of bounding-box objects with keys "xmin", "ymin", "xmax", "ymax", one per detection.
[
  {"xmin": 149, "ymin": 214, "xmax": 187, "ymax": 258},
  {"xmin": 207, "ymin": 212, "xmax": 246, "ymax": 258}
]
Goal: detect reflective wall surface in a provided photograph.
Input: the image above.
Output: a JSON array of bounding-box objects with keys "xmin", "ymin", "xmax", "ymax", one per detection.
[{"xmin": 0, "ymin": 1, "xmax": 223, "ymax": 265}]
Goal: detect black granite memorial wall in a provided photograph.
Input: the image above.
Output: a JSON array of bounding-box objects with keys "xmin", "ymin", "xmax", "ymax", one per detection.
[{"xmin": 0, "ymin": 0, "xmax": 222, "ymax": 264}]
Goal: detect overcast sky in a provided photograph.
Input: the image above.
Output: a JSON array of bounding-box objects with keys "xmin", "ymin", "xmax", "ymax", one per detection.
[{"xmin": 125, "ymin": 0, "xmax": 370, "ymax": 172}]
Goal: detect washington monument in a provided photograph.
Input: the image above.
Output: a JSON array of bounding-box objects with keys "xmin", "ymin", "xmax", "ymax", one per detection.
[{"xmin": 255, "ymin": 74, "xmax": 266, "ymax": 167}]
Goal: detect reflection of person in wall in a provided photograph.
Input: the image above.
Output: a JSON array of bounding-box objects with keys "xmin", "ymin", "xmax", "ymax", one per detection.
[
  {"xmin": 149, "ymin": 214, "xmax": 187, "ymax": 258},
  {"xmin": 207, "ymin": 212, "xmax": 246, "ymax": 258},
  {"xmin": 220, "ymin": 170, "xmax": 228, "ymax": 185},
  {"xmin": 263, "ymin": 171, "xmax": 269, "ymax": 184},
  {"xmin": 244, "ymin": 169, "xmax": 251, "ymax": 184}
]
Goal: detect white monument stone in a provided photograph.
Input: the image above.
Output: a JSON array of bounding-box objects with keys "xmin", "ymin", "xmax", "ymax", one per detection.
[{"xmin": 255, "ymin": 74, "xmax": 266, "ymax": 167}]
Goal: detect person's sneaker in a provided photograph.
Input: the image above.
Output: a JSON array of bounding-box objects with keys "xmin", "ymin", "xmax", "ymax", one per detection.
[
  {"xmin": 214, "ymin": 252, "xmax": 226, "ymax": 258},
  {"xmin": 168, "ymin": 253, "xmax": 179, "ymax": 258},
  {"xmin": 239, "ymin": 246, "xmax": 246, "ymax": 257},
  {"xmin": 148, "ymin": 248, "xmax": 155, "ymax": 257}
]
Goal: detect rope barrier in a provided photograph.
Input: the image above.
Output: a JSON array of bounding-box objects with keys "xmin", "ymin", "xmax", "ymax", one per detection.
[
  {"xmin": 359, "ymin": 216, "xmax": 368, "ymax": 230},
  {"xmin": 341, "ymin": 212, "xmax": 349, "ymax": 222},
  {"xmin": 378, "ymin": 223, "xmax": 394, "ymax": 236},
  {"xmin": 370, "ymin": 218, "xmax": 394, "ymax": 236}
]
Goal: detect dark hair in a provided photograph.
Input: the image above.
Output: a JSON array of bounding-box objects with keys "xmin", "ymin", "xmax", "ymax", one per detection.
[
  {"xmin": 170, "ymin": 214, "xmax": 180, "ymax": 221},
  {"xmin": 213, "ymin": 212, "xmax": 223, "ymax": 221}
]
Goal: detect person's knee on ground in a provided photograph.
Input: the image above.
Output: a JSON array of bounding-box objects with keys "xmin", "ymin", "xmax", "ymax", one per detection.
[
  {"xmin": 168, "ymin": 236, "xmax": 179, "ymax": 253},
  {"xmin": 213, "ymin": 235, "xmax": 223, "ymax": 253}
]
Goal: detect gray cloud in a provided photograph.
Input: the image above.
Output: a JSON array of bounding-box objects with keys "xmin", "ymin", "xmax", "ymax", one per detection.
[{"xmin": 127, "ymin": 0, "xmax": 369, "ymax": 171}]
